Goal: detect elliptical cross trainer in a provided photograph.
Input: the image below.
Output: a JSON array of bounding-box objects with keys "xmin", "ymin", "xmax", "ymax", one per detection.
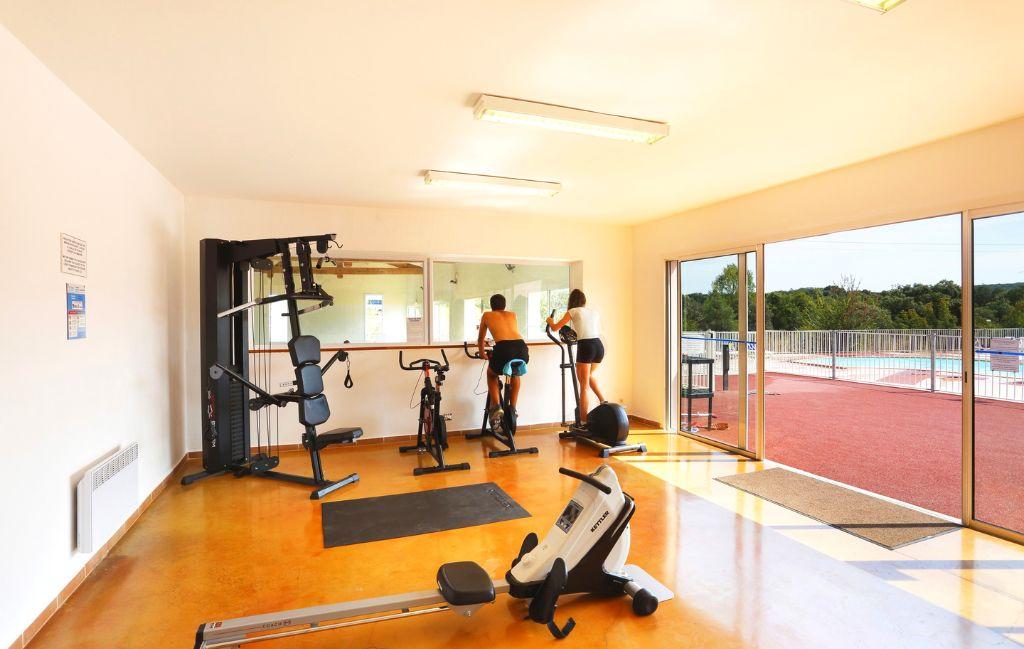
[{"xmin": 546, "ymin": 312, "xmax": 646, "ymax": 457}]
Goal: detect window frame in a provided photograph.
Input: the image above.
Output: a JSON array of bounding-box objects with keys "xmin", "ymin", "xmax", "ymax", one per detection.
[
  {"xmin": 248, "ymin": 252, "xmax": 575, "ymax": 349},
  {"xmin": 428, "ymin": 256, "xmax": 575, "ymax": 344}
]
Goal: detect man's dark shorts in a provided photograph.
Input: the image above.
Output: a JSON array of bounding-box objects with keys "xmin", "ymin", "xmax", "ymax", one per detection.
[{"xmin": 490, "ymin": 339, "xmax": 529, "ymax": 375}]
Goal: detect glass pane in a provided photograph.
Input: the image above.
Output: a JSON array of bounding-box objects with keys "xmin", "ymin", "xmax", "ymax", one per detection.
[
  {"xmin": 764, "ymin": 215, "xmax": 962, "ymax": 518},
  {"xmin": 254, "ymin": 259, "xmax": 425, "ymax": 344},
  {"xmin": 745, "ymin": 252, "xmax": 759, "ymax": 453},
  {"xmin": 680, "ymin": 255, "xmax": 744, "ymax": 448},
  {"xmin": 432, "ymin": 262, "xmax": 570, "ymax": 342},
  {"xmin": 973, "ymin": 211, "xmax": 1024, "ymax": 534}
]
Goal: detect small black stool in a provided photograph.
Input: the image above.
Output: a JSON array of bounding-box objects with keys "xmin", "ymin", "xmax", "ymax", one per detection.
[{"xmin": 680, "ymin": 355, "xmax": 714, "ymax": 431}]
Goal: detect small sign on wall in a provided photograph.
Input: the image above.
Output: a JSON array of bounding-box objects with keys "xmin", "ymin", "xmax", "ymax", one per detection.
[
  {"xmin": 990, "ymin": 337, "xmax": 1021, "ymax": 373},
  {"xmin": 60, "ymin": 233, "xmax": 87, "ymax": 277},
  {"xmin": 406, "ymin": 316, "xmax": 425, "ymax": 344},
  {"xmin": 67, "ymin": 284, "xmax": 87, "ymax": 340}
]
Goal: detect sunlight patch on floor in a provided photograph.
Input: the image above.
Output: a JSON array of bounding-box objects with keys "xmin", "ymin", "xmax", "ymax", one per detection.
[{"xmin": 615, "ymin": 429, "xmax": 1024, "ymax": 644}]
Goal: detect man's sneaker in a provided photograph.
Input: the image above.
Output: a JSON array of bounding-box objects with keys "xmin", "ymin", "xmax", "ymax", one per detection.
[{"xmin": 489, "ymin": 405, "xmax": 505, "ymax": 433}]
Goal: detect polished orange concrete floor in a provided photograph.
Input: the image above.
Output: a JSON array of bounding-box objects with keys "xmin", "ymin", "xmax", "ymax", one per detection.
[{"xmin": 28, "ymin": 425, "xmax": 1024, "ymax": 648}]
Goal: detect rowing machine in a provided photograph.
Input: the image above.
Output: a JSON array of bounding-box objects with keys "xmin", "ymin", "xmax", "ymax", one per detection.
[{"xmin": 193, "ymin": 465, "xmax": 672, "ymax": 647}]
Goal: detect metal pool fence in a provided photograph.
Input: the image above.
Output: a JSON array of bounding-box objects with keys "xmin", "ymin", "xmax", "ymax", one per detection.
[{"xmin": 681, "ymin": 329, "xmax": 1024, "ymax": 402}]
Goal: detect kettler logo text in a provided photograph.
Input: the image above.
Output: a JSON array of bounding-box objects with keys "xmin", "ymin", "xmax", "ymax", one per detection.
[{"xmin": 590, "ymin": 510, "xmax": 610, "ymax": 532}]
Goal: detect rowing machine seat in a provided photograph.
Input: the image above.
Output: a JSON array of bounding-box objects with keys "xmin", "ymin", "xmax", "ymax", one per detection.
[{"xmin": 436, "ymin": 562, "xmax": 495, "ymax": 606}]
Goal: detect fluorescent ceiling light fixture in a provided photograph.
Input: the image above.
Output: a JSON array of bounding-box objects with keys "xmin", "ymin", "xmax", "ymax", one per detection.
[
  {"xmin": 844, "ymin": 0, "xmax": 907, "ymax": 12},
  {"xmin": 474, "ymin": 95, "xmax": 669, "ymax": 144},
  {"xmin": 423, "ymin": 170, "xmax": 561, "ymax": 197}
]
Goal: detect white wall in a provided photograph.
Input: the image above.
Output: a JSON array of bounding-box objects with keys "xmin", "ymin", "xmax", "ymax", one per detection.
[
  {"xmin": 184, "ymin": 196, "xmax": 633, "ymax": 447},
  {"xmin": 0, "ymin": 25, "xmax": 185, "ymax": 647},
  {"xmin": 632, "ymin": 115, "xmax": 1024, "ymax": 424}
]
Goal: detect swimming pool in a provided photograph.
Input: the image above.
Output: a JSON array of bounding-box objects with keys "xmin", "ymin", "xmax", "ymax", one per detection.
[{"xmin": 798, "ymin": 355, "xmax": 1023, "ymax": 375}]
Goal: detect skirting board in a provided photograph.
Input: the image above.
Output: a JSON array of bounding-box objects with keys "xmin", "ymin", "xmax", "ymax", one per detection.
[
  {"xmin": 184, "ymin": 420, "xmax": 574, "ymax": 458},
  {"xmin": 9, "ymin": 454, "xmax": 191, "ymax": 649},
  {"xmin": 184, "ymin": 417, "xmax": 662, "ymax": 459}
]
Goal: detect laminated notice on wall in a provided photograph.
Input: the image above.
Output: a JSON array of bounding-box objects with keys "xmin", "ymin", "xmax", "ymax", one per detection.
[
  {"xmin": 990, "ymin": 337, "xmax": 1021, "ymax": 373},
  {"xmin": 67, "ymin": 284, "xmax": 87, "ymax": 340},
  {"xmin": 60, "ymin": 233, "xmax": 87, "ymax": 277},
  {"xmin": 406, "ymin": 316, "xmax": 425, "ymax": 344}
]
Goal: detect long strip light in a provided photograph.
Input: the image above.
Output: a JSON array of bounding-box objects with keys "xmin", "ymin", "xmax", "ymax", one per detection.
[
  {"xmin": 423, "ymin": 170, "xmax": 561, "ymax": 197},
  {"xmin": 474, "ymin": 95, "xmax": 669, "ymax": 144},
  {"xmin": 844, "ymin": 0, "xmax": 907, "ymax": 12}
]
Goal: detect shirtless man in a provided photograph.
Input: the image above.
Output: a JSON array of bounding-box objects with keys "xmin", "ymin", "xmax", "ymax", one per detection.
[{"xmin": 477, "ymin": 293, "xmax": 529, "ymax": 431}]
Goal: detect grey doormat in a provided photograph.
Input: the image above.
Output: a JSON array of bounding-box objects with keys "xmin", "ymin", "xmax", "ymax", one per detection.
[
  {"xmin": 322, "ymin": 482, "xmax": 529, "ymax": 548},
  {"xmin": 716, "ymin": 468, "xmax": 959, "ymax": 549}
]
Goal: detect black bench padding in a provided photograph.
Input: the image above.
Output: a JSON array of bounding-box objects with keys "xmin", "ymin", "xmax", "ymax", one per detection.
[
  {"xmin": 289, "ymin": 335, "xmax": 321, "ymax": 366},
  {"xmin": 295, "ymin": 363, "xmax": 324, "ymax": 396},
  {"xmin": 299, "ymin": 394, "xmax": 330, "ymax": 426},
  {"xmin": 437, "ymin": 562, "xmax": 495, "ymax": 606},
  {"xmin": 313, "ymin": 427, "xmax": 363, "ymax": 450}
]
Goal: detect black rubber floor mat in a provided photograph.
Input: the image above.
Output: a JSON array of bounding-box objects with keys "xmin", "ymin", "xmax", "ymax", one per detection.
[{"xmin": 322, "ymin": 482, "xmax": 530, "ymax": 548}]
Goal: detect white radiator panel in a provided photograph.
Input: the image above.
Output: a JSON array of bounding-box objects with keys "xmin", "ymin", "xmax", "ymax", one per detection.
[{"xmin": 77, "ymin": 442, "xmax": 139, "ymax": 554}]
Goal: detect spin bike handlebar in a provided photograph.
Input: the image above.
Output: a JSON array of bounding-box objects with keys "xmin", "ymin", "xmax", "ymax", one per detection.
[
  {"xmin": 559, "ymin": 467, "xmax": 613, "ymax": 494},
  {"xmin": 398, "ymin": 348, "xmax": 450, "ymax": 372},
  {"xmin": 463, "ymin": 341, "xmax": 493, "ymax": 360}
]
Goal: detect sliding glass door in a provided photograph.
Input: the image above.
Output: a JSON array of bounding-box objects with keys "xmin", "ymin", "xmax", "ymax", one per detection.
[
  {"xmin": 676, "ymin": 251, "xmax": 759, "ymax": 454},
  {"xmin": 662, "ymin": 206, "xmax": 1024, "ymax": 545},
  {"xmin": 967, "ymin": 206, "xmax": 1024, "ymax": 540}
]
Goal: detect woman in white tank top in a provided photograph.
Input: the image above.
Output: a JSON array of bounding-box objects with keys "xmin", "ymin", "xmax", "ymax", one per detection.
[{"xmin": 547, "ymin": 289, "xmax": 606, "ymax": 422}]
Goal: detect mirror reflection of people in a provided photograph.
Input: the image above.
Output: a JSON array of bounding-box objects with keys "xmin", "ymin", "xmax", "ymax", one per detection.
[
  {"xmin": 547, "ymin": 289, "xmax": 605, "ymax": 423},
  {"xmin": 478, "ymin": 294, "xmax": 528, "ymax": 431}
]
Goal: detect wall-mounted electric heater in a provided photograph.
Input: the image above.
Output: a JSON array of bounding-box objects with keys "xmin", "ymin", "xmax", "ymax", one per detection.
[{"xmin": 77, "ymin": 442, "xmax": 139, "ymax": 553}]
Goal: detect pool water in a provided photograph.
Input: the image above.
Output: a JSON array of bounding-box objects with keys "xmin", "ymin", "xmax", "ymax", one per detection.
[{"xmin": 800, "ymin": 355, "xmax": 1023, "ymax": 375}]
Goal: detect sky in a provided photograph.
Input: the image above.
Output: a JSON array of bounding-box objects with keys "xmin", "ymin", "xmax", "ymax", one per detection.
[{"xmin": 680, "ymin": 212, "xmax": 1024, "ymax": 294}]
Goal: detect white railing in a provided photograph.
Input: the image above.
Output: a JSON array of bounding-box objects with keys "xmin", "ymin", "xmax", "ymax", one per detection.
[{"xmin": 682, "ymin": 329, "xmax": 1024, "ymax": 402}]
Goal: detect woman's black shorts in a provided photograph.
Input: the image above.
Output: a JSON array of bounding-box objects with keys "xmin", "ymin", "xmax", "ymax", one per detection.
[{"xmin": 576, "ymin": 338, "xmax": 605, "ymax": 364}]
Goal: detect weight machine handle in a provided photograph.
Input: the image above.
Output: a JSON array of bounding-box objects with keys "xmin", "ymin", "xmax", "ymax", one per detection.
[
  {"xmin": 321, "ymin": 341, "xmax": 354, "ymax": 388},
  {"xmin": 558, "ymin": 467, "xmax": 612, "ymax": 494},
  {"xmin": 209, "ymin": 363, "xmax": 284, "ymax": 406}
]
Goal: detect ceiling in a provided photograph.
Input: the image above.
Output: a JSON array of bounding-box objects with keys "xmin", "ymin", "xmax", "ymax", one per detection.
[{"xmin": 3, "ymin": 0, "xmax": 1024, "ymax": 224}]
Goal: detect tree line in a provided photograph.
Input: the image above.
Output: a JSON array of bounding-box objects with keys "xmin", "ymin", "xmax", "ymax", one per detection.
[{"xmin": 682, "ymin": 264, "xmax": 1024, "ymax": 331}]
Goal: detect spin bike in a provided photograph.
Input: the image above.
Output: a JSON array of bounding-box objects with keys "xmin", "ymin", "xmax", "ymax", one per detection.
[
  {"xmin": 398, "ymin": 349, "xmax": 471, "ymax": 476},
  {"xmin": 193, "ymin": 464, "xmax": 673, "ymax": 648},
  {"xmin": 545, "ymin": 312, "xmax": 646, "ymax": 458},
  {"xmin": 463, "ymin": 342, "xmax": 538, "ymax": 458}
]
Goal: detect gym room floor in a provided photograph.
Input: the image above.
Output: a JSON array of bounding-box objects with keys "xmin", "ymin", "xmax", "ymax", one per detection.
[{"xmin": 29, "ymin": 425, "xmax": 1024, "ymax": 649}]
